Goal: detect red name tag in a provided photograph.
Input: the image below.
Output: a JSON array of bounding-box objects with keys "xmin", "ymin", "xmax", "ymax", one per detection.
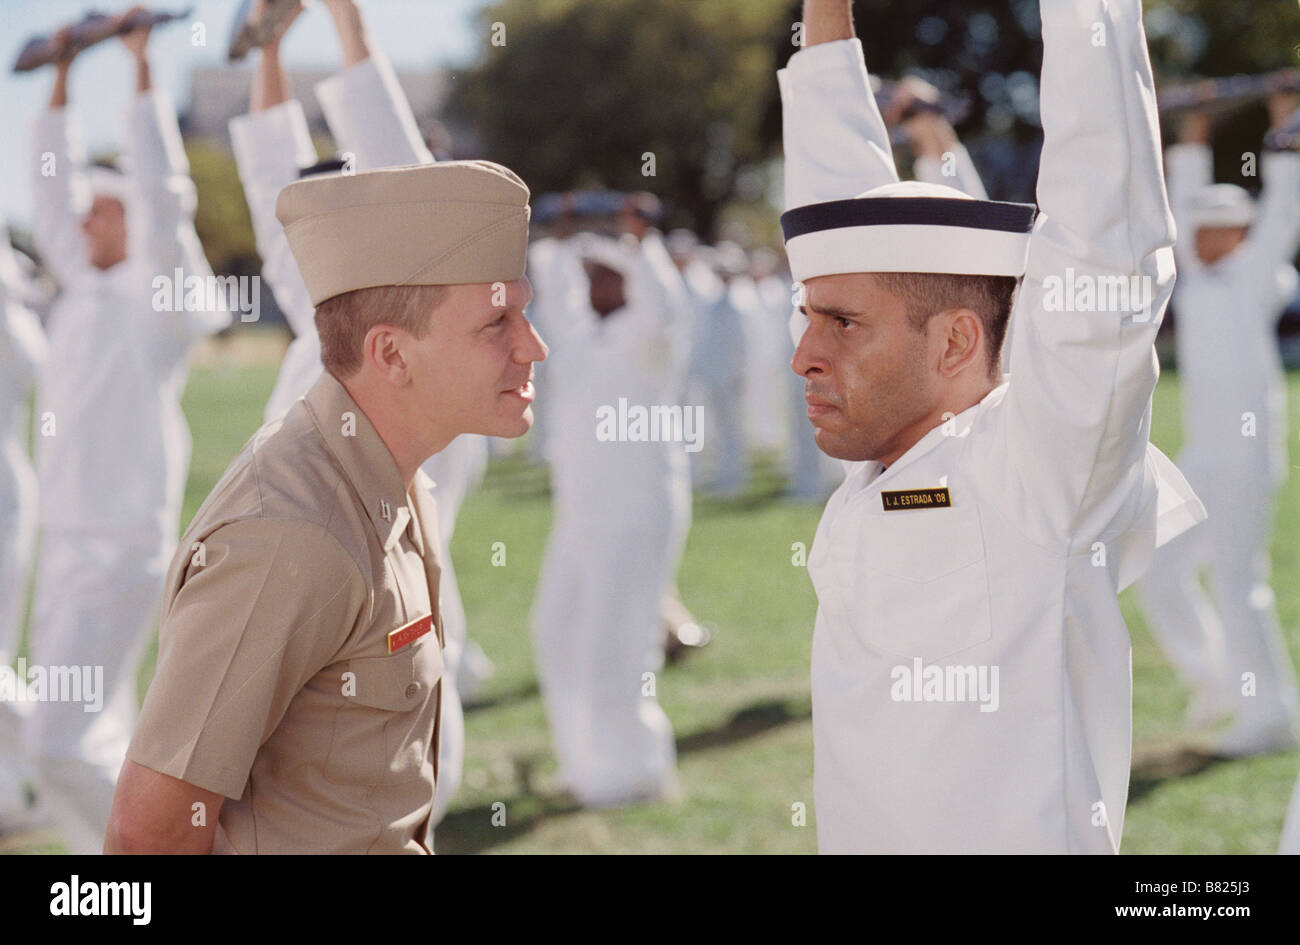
[{"xmin": 387, "ymin": 614, "xmax": 433, "ymax": 653}]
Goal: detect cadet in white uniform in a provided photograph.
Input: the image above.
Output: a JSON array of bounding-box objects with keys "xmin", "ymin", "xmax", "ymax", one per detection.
[
  {"xmin": 0, "ymin": 219, "xmax": 46, "ymax": 827},
  {"xmin": 736, "ymin": 250, "xmax": 786, "ymax": 455},
  {"xmin": 780, "ymin": 84, "xmax": 993, "ymax": 503},
  {"xmin": 782, "ymin": 0, "xmax": 1204, "ymax": 853},
  {"xmin": 692, "ymin": 242, "xmax": 751, "ymax": 496},
  {"xmin": 1136, "ymin": 100, "xmax": 1300, "ymax": 754},
  {"xmin": 227, "ymin": 0, "xmax": 487, "ymax": 826},
  {"xmin": 530, "ymin": 235, "xmax": 690, "ymax": 806},
  {"xmin": 0, "ymin": 221, "xmax": 44, "ymax": 673},
  {"xmin": 25, "ymin": 16, "xmax": 229, "ymax": 854}
]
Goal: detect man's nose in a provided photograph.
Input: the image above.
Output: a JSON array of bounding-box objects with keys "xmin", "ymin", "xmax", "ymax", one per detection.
[
  {"xmin": 521, "ymin": 319, "xmax": 548, "ymax": 363},
  {"xmin": 791, "ymin": 330, "xmax": 823, "ymax": 378}
]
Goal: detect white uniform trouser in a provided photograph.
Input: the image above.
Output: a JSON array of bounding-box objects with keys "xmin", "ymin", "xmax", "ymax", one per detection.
[
  {"xmin": 23, "ymin": 530, "xmax": 168, "ymax": 853},
  {"xmin": 694, "ymin": 375, "xmax": 747, "ymax": 495},
  {"xmin": 423, "ymin": 434, "xmax": 488, "ymax": 830},
  {"xmin": 532, "ymin": 457, "xmax": 688, "ymax": 804},
  {"xmin": 430, "ymin": 547, "xmax": 466, "ymax": 827},
  {"xmin": 1137, "ymin": 452, "xmax": 1298, "ymax": 726},
  {"xmin": 0, "ymin": 438, "xmax": 36, "ymax": 664},
  {"xmin": 1282, "ymin": 774, "xmax": 1300, "ymax": 854},
  {"xmin": 0, "ymin": 438, "xmax": 38, "ymax": 813}
]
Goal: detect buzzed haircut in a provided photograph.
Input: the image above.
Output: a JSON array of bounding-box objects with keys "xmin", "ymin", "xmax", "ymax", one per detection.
[
  {"xmin": 872, "ymin": 272, "xmax": 1018, "ymax": 378},
  {"xmin": 314, "ymin": 283, "xmax": 449, "ymax": 378}
]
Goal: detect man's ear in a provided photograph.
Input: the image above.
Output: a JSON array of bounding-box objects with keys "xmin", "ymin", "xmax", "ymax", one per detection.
[
  {"xmin": 361, "ymin": 325, "xmax": 411, "ymax": 386},
  {"xmin": 935, "ymin": 308, "xmax": 984, "ymax": 379}
]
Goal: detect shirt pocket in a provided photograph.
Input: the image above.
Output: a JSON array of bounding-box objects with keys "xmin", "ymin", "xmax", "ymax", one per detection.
[
  {"xmin": 837, "ymin": 504, "xmax": 993, "ymax": 663},
  {"xmin": 325, "ymin": 635, "xmax": 444, "ymax": 787}
]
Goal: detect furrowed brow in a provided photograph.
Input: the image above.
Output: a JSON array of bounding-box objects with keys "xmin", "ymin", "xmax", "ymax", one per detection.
[{"xmin": 806, "ymin": 302, "xmax": 864, "ymax": 320}]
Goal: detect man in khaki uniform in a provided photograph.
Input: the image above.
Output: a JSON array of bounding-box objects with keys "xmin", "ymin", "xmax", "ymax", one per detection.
[{"xmin": 104, "ymin": 160, "xmax": 545, "ymax": 853}]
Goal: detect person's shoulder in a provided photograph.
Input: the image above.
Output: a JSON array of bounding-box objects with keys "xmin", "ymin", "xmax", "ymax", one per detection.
[
  {"xmin": 192, "ymin": 515, "xmax": 361, "ymax": 580},
  {"xmin": 186, "ymin": 402, "xmax": 372, "ymax": 570},
  {"xmin": 251, "ymin": 403, "xmax": 369, "ymax": 529}
]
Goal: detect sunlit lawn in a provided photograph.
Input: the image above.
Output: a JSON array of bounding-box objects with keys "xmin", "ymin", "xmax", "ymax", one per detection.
[{"xmin": 5, "ymin": 327, "xmax": 1298, "ymax": 853}]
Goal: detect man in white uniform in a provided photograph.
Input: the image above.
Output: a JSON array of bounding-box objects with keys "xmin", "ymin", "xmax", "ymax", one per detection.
[
  {"xmin": 692, "ymin": 242, "xmax": 751, "ymax": 496},
  {"xmin": 736, "ymin": 248, "xmax": 786, "ymax": 456},
  {"xmin": 780, "ymin": 82, "xmax": 993, "ymax": 503},
  {"xmin": 0, "ymin": 223, "xmax": 44, "ymax": 677},
  {"xmin": 0, "ymin": 218, "xmax": 46, "ymax": 828},
  {"xmin": 25, "ymin": 12, "xmax": 229, "ymax": 853},
  {"xmin": 530, "ymin": 235, "xmax": 690, "ymax": 806},
  {"xmin": 228, "ymin": 0, "xmax": 488, "ymax": 826},
  {"xmin": 1136, "ymin": 99, "xmax": 1300, "ymax": 754},
  {"xmin": 783, "ymin": 0, "xmax": 1204, "ymax": 853}
]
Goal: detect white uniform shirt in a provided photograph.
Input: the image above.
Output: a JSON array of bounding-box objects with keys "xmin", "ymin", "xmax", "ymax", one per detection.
[
  {"xmin": 782, "ymin": 6, "xmax": 1205, "ymax": 854},
  {"xmin": 32, "ymin": 93, "xmax": 228, "ymax": 536},
  {"xmin": 1165, "ymin": 143, "xmax": 1300, "ymax": 487},
  {"xmin": 914, "ymin": 142, "xmax": 988, "ymax": 198},
  {"xmin": 0, "ymin": 221, "xmax": 45, "ymax": 447},
  {"xmin": 540, "ymin": 239, "xmax": 689, "ymax": 502}
]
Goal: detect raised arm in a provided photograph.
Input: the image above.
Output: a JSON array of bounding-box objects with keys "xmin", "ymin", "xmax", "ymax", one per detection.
[
  {"xmin": 120, "ymin": 13, "xmax": 191, "ymax": 271},
  {"xmin": 997, "ymin": 0, "xmax": 1177, "ymax": 537},
  {"xmin": 229, "ymin": 4, "xmax": 317, "ymax": 340},
  {"xmin": 314, "ymin": 0, "xmax": 433, "ymax": 169},
  {"xmin": 1164, "ymin": 108, "xmax": 1213, "ymax": 274},
  {"xmin": 884, "ymin": 76, "xmax": 990, "ymax": 198},
  {"xmin": 780, "ymin": 0, "xmax": 898, "ymax": 209},
  {"xmin": 31, "ymin": 34, "xmax": 90, "ymax": 284},
  {"xmin": 907, "ymin": 115, "xmax": 989, "ymax": 198},
  {"xmin": 1245, "ymin": 91, "xmax": 1300, "ymax": 273},
  {"xmin": 118, "ymin": 16, "xmax": 230, "ymax": 347}
]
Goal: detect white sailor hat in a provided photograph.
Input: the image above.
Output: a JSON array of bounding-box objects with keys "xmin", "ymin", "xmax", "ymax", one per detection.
[
  {"xmin": 780, "ymin": 180, "xmax": 1038, "ymax": 282},
  {"xmin": 575, "ymin": 232, "xmax": 637, "ymax": 278},
  {"xmin": 1189, "ymin": 183, "xmax": 1255, "ymax": 230},
  {"xmin": 87, "ymin": 166, "xmax": 132, "ymax": 207}
]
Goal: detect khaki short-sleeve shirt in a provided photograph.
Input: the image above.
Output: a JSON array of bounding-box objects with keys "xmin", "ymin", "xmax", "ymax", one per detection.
[{"xmin": 127, "ymin": 371, "xmax": 446, "ymax": 854}]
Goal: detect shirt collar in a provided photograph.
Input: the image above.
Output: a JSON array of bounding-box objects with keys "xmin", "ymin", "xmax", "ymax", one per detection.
[
  {"xmin": 852, "ymin": 378, "xmax": 1009, "ymax": 494},
  {"xmin": 304, "ymin": 370, "xmax": 414, "ymax": 553}
]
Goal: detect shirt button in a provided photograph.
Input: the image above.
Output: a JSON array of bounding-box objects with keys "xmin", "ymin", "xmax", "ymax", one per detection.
[{"xmin": 405, "ymin": 683, "xmax": 419, "ymax": 699}]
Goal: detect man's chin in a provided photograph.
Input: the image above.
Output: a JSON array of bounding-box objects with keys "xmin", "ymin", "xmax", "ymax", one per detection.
[
  {"xmin": 477, "ymin": 406, "xmax": 534, "ymax": 439},
  {"xmin": 812, "ymin": 426, "xmax": 872, "ymax": 463}
]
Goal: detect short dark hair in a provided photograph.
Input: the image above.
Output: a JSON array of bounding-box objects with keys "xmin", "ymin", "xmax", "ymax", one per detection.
[{"xmin": 871, "ymin": 272, "xmax": 1018, "ymax": 378}]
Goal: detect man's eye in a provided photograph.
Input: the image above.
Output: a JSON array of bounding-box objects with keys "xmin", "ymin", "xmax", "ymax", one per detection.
[{"xmin": 835, "ymin": 316, "xmax": 853, "ymax": 329}]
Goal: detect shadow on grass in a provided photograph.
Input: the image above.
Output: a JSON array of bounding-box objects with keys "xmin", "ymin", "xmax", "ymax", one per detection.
[
  {"xmin": 437, "ymin": 697, "xmax": 810, "ymax": 853},
  {"xmin": 1128, "ymin": 743, "xmax": 1234, "ymax": 804},
  {"xmin": 434, "ymin": 790, "xmax": 584, "ymax": 854},
  {"xmin": 677, "ymin": 698, "xmax": 810, "ymax": 755},
  {"xmin": 462, "ymin": 679, "xmax": 541, "ymax": 713}
]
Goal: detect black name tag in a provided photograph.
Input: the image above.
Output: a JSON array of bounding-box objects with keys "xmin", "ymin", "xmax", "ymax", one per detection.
[{"xmin": 881, "ymin": 487, "xmax": 952, "ymax": 511}]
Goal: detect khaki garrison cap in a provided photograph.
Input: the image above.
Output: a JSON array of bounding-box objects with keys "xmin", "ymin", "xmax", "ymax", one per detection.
[{"xmin": 276, "ymin": 160, "xmax": 531, "ymax": 306}]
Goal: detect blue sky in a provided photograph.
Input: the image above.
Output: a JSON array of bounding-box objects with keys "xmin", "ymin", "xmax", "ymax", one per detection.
[{"xmin": 1, "ymin": 0, "xmax": 491, "ymax": 227}]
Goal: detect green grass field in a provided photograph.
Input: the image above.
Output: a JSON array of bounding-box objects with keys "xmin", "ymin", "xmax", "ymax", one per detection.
[{"xmin": 6, "ymin": 328, "xmax": 1300, "ymax": 854}]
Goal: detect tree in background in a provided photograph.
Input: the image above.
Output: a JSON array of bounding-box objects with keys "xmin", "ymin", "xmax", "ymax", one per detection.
[
  {"xmin": 454, "ymin": 0, "xmax": 1300, "ymax": 234},
  {"xmin": 450, "ymin": 0, "xmax": 788, "ymax": 238}
]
